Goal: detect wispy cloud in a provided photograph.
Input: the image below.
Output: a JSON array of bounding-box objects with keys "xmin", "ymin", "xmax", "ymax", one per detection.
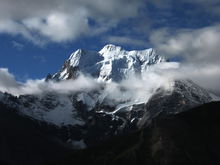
[
  {"xmin": 0, "ymin": 0, "xmax": 144, "ymax": 45},
  {"xmin": 148, "ymin": 24, "xmax": 220, "ymax": 95},
  {"xmin": 150, "ymin": 24, "xmax": 220, "ymax": 64},
  {"xmin": 1, "ymin": 62, "xmax": 219, "ymax": 106},
  {"xmin": 0, "ymin": 66, "xmax": 174, "ymax": 105},
  {"xmin": 11, "ymin": 41, "xmax": 24, "ymax": 50}
]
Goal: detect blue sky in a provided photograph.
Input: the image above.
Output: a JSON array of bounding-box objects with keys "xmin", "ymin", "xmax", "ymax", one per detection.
[{"xmin": 0, "ymin": 0, "xmax": 220, "ymax": 81}]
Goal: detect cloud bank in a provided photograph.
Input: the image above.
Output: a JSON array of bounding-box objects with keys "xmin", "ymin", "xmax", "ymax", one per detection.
[
  {"xmin": 0, "ymin": 66, "xmax": 175, "ymax": 106},
  {"xmin": 0, "ymin": 61, "xmax": 219, "ymax": 106},
  {"xmin": 150, "ymin": 24, "xmax": 220, "ymax": 64},
  {"xmin": 148, "ymin": 24, "xmax": 220, "ymax": 96},
  {"xmin": 0, "ymin": 0, "xmax": 143, "ymax": 45},
  {"xmin": 0, "ymin": 69, "xmax": 100, "ymax": 96}
]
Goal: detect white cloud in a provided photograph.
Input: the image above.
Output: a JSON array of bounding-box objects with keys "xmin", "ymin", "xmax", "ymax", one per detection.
[
  {"xmin": 145, "ymin": 63, "xmax": 220, "ymax": 96},
  {"xmin": 0, "ymin": 63, "xmax": 219, "ymax": 108},
  {"xmin": 0, "ymin": 70, "xmax": 100, "ymax": 96},
  {"xmin": 0, "ymin": 20, "xmax": 46, "ymax": 46},
  {"xmin": 149, "ymin": 25, "xmax": 220, "ymax": 95},
  {"xmin": 22, "ymin": 11, "xmax": 89, "ymax": 42},
  {"xmin": 0, "ymin": 0, "xmax": 143, "ymax": 45},
  {"xmin": 0, "ymin": 66, "xmax": 175, "ymax": 106},
  {"xmin": 0, "ymin": 68, "xmax": 21, "ymax": 93},
  {"xmin": 176, "ymin": 64, "xmax": 220, "ymax": 95},
  {"xmin": 150, "ymin": 24, "xmax": 220, "ymax": 65}
]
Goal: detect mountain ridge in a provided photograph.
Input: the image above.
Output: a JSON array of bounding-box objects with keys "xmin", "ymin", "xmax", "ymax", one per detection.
[
  {"xmin": 50, "ymin": 44, "xmax": 165, "ymax": 82},
  {"xmin": 0, "ymin": 44, "xmax": 213, "ymax": 152}
]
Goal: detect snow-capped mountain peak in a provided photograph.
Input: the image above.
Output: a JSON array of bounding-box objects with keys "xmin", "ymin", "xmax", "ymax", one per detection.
[
  {"xmin": 52, "ymin": 44, "xmax": 165, "ymax": 81},
  {"xmin": 99, "ymin": 44, "xmax": 123, "ymax": 54}
]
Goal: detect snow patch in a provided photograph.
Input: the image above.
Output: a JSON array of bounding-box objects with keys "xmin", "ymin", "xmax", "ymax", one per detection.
[{"xmin": 18, "ymin": 94, "xmax": 85, "ymax": 126}]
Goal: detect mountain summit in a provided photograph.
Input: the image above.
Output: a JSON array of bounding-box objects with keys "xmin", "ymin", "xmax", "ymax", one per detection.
[{"xmin": 51, "ymin": 44, "xmax": 165, "ymax": 81}]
